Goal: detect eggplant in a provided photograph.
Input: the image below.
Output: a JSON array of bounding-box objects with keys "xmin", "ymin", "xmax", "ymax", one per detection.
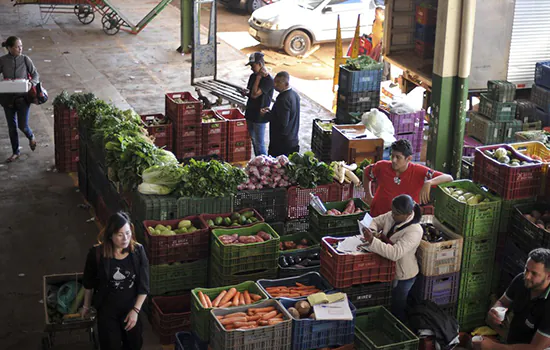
[
  {"xmin": 307, "ymin": 252, "xmax": 320, "ymax": 260},
  {"xmin": 294, "ymin": 256, "xmax": 303, "ymax": 264},
  {"xmin": 287, "ymin": 256, "xmax": 296, "ymax": 266},
  {"xmin": 279, "ymin": 256, "xmax": 289, "ymax": 268}
]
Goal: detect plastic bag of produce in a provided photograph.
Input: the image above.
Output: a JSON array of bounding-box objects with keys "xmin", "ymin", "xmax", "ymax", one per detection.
[
  {"xmin": 138, "ymin": 182, "xmax": 174, "ymax": 195},
  {"xmin": 361, "ymin": 108, "xmax": 396, "ymax": 148},
  {"xmin": 57, "ymin": 281, "xmax": 81, "ymax": 314}
]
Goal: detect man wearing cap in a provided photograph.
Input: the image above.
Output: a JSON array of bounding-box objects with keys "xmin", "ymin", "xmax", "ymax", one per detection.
[
  {"xmin": 242, "ymin": 52, "xmax": 274, "ymax": 156},
  {"xmin": 260, "ymin": 71, "xmax": 300, "ymax": 157}
]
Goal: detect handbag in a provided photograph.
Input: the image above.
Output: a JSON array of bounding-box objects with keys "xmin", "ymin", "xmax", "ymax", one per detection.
[{"xmin": 24, "ymin": 56, "xmax": 48, "ymax": 105}]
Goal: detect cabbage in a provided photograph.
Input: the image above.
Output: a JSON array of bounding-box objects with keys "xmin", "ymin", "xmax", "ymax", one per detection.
[
  {"xmin": 494, "ymin": 147, "xmax": 507, "ymax": 159},
  {"xmin": 141, "ymin": 164, "xmax": 183, "ymax": 187},
  {"xmin": 138, "ymin": 183, "xmax": 174, "ymax": 195},
  {"xmin": 156, "ymin": 149, "xmax": 178, "ymax": 165}
]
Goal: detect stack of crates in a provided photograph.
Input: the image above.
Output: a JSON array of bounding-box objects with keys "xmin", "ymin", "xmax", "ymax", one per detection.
[
  {"xmin": 141, "ymin": 114, "xmax": 173, "ymax": 151},
  {"xmin": 165, "ymin": 92, "xmax": 203, "ymax": 161},
  {"xmin": 434, "ymin": 180, "xmax": 502, "ymax": 331},
  {"xmin": 214, "ymin": 108, "xmax": 252, "ymax": 163},
  {"xmin": 415, "ymin": 3, "xmax": 437, "ymax": 59},
  {"xmin": 466, "ymin": 80, "xmax": 521, "ymax": 145},
  {"xmin": 200, "ymin": 110, "xmax": 227, "ymax": 159},
  {"xmin": 336, "ymin": 57, "xmax": 383, "ymax": 124},
  {"xmin": 531, "ymin": 61, "xmax": 550, "ymax": 127},
  {"xmin": 515, "ymin": 99, "xmax": 543, "ymax": 130},
  {"xmin": 412, "ymin": 216, "xmax": 463, "ymax": 317},
  {"xmin": 414, "ymin": 2, "xmax": 437, "ymax": 58},
  {"xmin": 387, "ymin": 109, "xmax": 425, "ymax": 161},
  {"xmin": 311, "ymin": 119, "xmax": 335, "ymax": 163},
  {"xmin": 54, "ymin": 104, "xmax": 79, "ymax": 172}
]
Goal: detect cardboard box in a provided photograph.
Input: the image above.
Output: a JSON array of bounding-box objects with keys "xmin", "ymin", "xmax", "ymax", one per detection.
[{"xmin": 0, "ymin": 79, "xmax": 30, "ymax": 93}]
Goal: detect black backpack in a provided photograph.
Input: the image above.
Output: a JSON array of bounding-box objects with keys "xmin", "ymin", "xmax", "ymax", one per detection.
[{"xmin": 407, "ymin": 300, "xmax": 460, "ymax": 350}]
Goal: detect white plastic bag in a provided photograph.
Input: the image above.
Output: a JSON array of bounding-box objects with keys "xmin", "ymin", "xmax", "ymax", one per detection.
[
  {"xmin": 361, "ymin": 108, "xmax": 396, "ymax": 148},
  {"xmin": 389, "ymin": 86, "xmax": 426, "ymax": 114}
]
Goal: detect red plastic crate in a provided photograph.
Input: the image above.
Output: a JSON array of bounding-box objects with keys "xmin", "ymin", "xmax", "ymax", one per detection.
[
  {"xmin": 214, "ymin": 107, "xmax": 248, "ymax": 137},
  {"xmin": 415, "ymin": 40, "xmax": 434, "ymax": 59},
  {"xmin": 320, "ymin": 236, "xmax": 396, "ymax": 288},
  {"xmin": 143, "ymin": 217, "xmax": 209, "ymax": 265},
  {"xmin": 287, "ymin": 183, "xmax": 341, "ymax": 220},
  {"xmin": 55, "ymin": 127, "xmax": 79, "ymax": 150},
  {"xmin": 55, "ymin": 149, "xmax": 79, "ymax": 173},
  {"xmin": 141, "ymin": 114, "xmax": 173, "ymax": 151},
  {"xmin": 174, "ymin": 145, "xmax": 200, "ymax": 160},
  {"xmin": 473, "ymin": 144, "xmax": 543, "ymax": 200},
  {"xmin": 421, "ymin": 205, "xmax": 434, "ymax": 215},
  {"xmin": 202, "ymin": 142, "xmax": 226, "ymax": 158},
  {"xmin": 180, "ymin": 124, "xmax": 201, "ymax": 138},
  {"xmin": 201, "ymin": 110, "xmax": 227, "ymax": 136},
  {"xmin": 416, "ymin": 4, "xmax": 437, "ymax": 25},
  {"xmin": 54, "ymin": 105, "xmax": 78, "ymax": 127},
  {"xmin": 151, "ymin": 294, "xmax": 191, "ymax": 345},
  {"xmin": 226, "ymin": 142, "xmax": 252, "ymax": 162},
  {"xmin": 165, "ymin": 92, "xmax": 202, "ymax": 125}
]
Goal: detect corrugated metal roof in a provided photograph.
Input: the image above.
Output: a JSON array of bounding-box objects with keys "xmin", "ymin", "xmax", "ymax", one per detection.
[{"xmin": 507, "ymin": 0, "xmax": 550, "ymax": 87}]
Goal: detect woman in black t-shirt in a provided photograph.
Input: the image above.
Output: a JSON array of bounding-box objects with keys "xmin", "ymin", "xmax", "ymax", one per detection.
[{"xmin": 81, "ymin": 212, "xmax": 150, "ymax": 350}]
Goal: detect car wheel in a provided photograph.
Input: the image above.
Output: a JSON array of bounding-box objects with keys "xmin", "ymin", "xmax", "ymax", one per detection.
[
  {"xmin": 247, "ymin": 0, "xmax": 264, "ymax": 13},
  {"xmin": 283, "ymin": 30, "xmax": 311, "ymax": 57}
]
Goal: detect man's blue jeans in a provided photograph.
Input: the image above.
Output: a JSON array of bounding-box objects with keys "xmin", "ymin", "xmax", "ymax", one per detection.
[
  {"xmin": 391, "ymin": 276, "xmax": 417, "ymax": 323},
  {"xmin": 247, "ymin": 121, "xmax": 267, "ymax": 156},
  {"xmin": 3, "ymin": 102, "xmax": 34, "ymax": 155}
]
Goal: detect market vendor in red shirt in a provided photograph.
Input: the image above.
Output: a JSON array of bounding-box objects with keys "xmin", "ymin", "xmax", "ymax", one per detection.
[{"xmin": 364, "ymin": 139, "xmax": 453, "ymax": 217}]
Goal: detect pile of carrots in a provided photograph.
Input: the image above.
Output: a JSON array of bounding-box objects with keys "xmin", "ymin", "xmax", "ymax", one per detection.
[
  {"xmin": 197, "ymin": 288, "xmax": 264, "ymax": 308},
  {"xmin": 264, "ymin": 283, "xmax": 321, "ymax": 298},
  {"xmin": 215, "ymin": 306, "xmax": 286, "ymax": 330}
]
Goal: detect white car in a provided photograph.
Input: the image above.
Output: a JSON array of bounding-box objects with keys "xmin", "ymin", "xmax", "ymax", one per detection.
[{"xmin": 248, "ymin": 0, "xmax": 376, "ymax": 56}]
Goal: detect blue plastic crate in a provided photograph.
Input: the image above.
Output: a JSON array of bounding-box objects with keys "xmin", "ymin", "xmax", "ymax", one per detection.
[
  {"xmin": 531, "ymin": 84, "xmax": 550, "ymax": 113},
  {"xmin": 338, "ymin": 66, "xmax": 383, "ymax": 94},
  {"xmin": 535, "ymin": 61, "xmax": 550, "ymax": 90},
  {"xmin": 279, "ymin": 298, "xmax": 356, "ymax": 350},
  {"xmin": 175, "ymin": 331, "xmax": 208, "ymax": 350},
  {"xmin": 257, "ymin": 272, "xmax": 333, "ymax": 298},
  {"xmin": 415, "ymin": 23, "xmax": 436, "ymax": 43}
]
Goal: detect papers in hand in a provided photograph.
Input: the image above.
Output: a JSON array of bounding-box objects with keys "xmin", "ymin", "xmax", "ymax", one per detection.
[
  {"xmin": 358, "ymin": 212, "xmax": 373, "ymax": 233},
  {"xmin": 313, "ymin": 294, "xmax": 353, "ymax": 321},
  {"xmin": 336, "ymin": 235, "xmax": 368, "ymax": 254}
]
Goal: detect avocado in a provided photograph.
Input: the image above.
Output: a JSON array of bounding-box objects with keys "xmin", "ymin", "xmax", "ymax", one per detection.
[
  {"xmin": 207, "ymin": 219, "xmax": 215, "ymax": 227},
  {"xmin": 231, "ymin": 212, "xmax": 241, "ymax": 221},
  {"xmin": 250, "ymin": 217, "xmax": 258, "ymax": 223},
  {"xmin": 214, "ymin": 217, "xmax": 223, "ymax": 226},
  {"xmin": 246, "ymin": 218, "xmax": 253, "ymax": 225},
  {"xmin": 224, "ymin": 217, "xmax": 232, "ymax": 226},
  {"xmin": 231, "ymin": 222, "xmax": 240, "ymax": 227},
  {"xmin": 187, "ymin": 226, "xmax": 197, "ymax": 233},
  {"xmin": 242, "ymin": 211, "xmax": 254, "ymax": 219},
  {"xmin": 240, "ymin": 215, "xmax": 248, "ymax": 225}
]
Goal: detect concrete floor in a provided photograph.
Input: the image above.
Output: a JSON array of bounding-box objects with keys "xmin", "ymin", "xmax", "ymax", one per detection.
[{"xmin": 0, "ymin": 0, "xmax": 335, "ymax": 349}]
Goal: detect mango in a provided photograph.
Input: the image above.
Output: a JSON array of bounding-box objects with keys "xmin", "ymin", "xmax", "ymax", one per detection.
[{"xmin": 178, "ymin": 220, "xmax": 192, "ymax": 229}]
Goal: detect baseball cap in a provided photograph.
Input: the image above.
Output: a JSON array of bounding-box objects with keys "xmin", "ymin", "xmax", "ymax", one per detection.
[{"xmin": 245, "ymin": 52, "xmax": 264, "ymax": 66}]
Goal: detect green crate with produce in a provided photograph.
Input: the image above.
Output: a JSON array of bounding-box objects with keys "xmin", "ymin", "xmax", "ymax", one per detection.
[
  {"xmin": 177, "ymin": 196, "xmax": 233, "ymax": 218},
  {"xmin": 211, "ymin": 223, "xmax": 281, "ymax": 261},
  {"xmin": 208, "ymin": 264, "xmax": 278, "ymax": 288},
  {"xmin": 279, "ymin": 232, "xmax": 319, "ymax": 254},
  {"xmin": 149, "ymin": 258, "xmax": 208, "ymax": 296},
  {"xmin": 434, "ymin": 180, "xmax": 502, "ymax": 237},
  {"xmin": 498, "ymin": 197, "xmax": 536, "ymax": 233},
  {"xmin": 309, "ymin": 198, "xmax": 369, "ymax": 238}
]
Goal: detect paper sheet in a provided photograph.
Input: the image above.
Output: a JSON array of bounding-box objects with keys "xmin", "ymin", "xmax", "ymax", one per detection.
[
  {"xmin": 313, "ymin": 295, "xmax": 353, "ymax": 321},
  {"xmin": 357, "ymin": 212, "xmax": 373, "ymax": 233},
  {"xmin": 336, "ymin": 235, "xmax": 367, "ymax": 254}
]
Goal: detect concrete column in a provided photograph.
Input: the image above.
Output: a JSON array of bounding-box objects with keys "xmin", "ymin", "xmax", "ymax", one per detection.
[{"xmin": 178, "ymin": 0, "xmax": 193, "ymax": 53}]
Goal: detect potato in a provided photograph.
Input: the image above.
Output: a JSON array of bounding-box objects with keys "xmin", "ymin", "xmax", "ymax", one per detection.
[
  {"xmin": 294, "ymin": 301, "xmax": 311, "ymax": 318},
  {"xmin": 532, "ymin": 210, "xmax": 542, "ymax": 220},
  {"xmin": 309, "ymin": 312, "xmax": 316, "ymax": 320},
  {"xmin": 287, "ymin": 307, "xmax": 300, "ymax": 319}
]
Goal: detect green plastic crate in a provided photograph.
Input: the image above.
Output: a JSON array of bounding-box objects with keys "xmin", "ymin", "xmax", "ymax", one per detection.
[
  {"xmin": 456, "ymin": 298, "xmax": 490, "ymax": 331},
  {"xmin": 466, "ymin": 111, "xmax": 503, "ymax": 145},
  {"xmin": 461, "ymin": 251, "xmax": 495, "ymax": 272},
  {"xmin": 502, "ymin": 120, "xmax": 523, "ymax": 143},
  {"xmin": 462, "ymin": 234, "xmax": 497, "ymax": 262},
  {"xmin": 354, "ymin": 306, "xmax": 419, "ymax": 350},
  {"xmin": 177, "ymin": 196, "xmax": 233, "ymax": 218},
  {"xmin": 434, "ymin": 180, "xmax": 502, "ymax": 237},
  {"xmin": 308, "ymin": 198, "xmax": 369, "ymax": 237},
  {"xmin": 211, "ymin": 223, "xmax": 281, "ymax": 261},
  {"xmin": 278, "ymin": 248, "xmax": 321, "ymax": 278},
  {"xmin": 479, "ymin": 93, "xmax": 517, "ymax": 121},
  {"xmin": 459, "ymin": 269, "xmax": 493, "ymax": 300},
  {"xmin": 498, "ymin": 197, "xmax": 536, "ymax": 233},
  {"xmin": 279, "ymin": 232, "xmax": 320, "ymax": 254},
  {"xmin": 149, "ymin": 258, "xmax": 208, "ymax": 296},
  {"xmin": 190, "ymin": 281, "xmax": 269, "ymax": 342},
  {"xmin": 132, "ymin": 192, "xmax": 178, "ymax": 221},
  {"xmin": 487, "ymin": 80, "xmax": 516, "ymax": 103},
  {"xmin": 208, "ymin": 264, "xmax": 278, "ymax": 288},
  {"xmin": 210, "ymin": 253, "xmax": 279, "ymax": 276}
]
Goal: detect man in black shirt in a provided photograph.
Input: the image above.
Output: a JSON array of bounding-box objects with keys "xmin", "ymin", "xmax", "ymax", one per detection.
[
  {"xmin": 242, "ymin": 52, "xmax": 274, "ymax": 156},
  {"xmin": 479, "ymin": 248, "xmax": 550, "ymax": 350},
  {"xmin": 260, "ymin": 71, "xmax": 300, "ymax": 157}
]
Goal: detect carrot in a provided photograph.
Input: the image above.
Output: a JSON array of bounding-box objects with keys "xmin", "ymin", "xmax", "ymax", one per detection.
[
  {"xmin": 237, "ymin": 325, "xmax": 258, "ymax": 330},
  {"xmin": 233, "ymin": 321, "xmax": 257, "ymax": 328},
  {"xmin": 225, "ymin": 325, "xmax": 235, "ymax": 330},
  {"xmin": 295, "ymin": 282, "xmax": 306, "ymax": 287},
  {"xmin": 258, "ymin": 320, "xmax": 269, "ymax": 326},
  {"xmin": 212, "ymin": 290, "xmax": 227, "ymax": 307},
  {"xmin": 275, "ymin": 313, "xmax": 283, "ymax": 319},
  {"xmin": 239, "ymin": 293, "xmax": 246, "ymax": 306},
  {"xmin": 249, "ymin": 306, "xmax": 275, "ymax": 314},
  {"xmin": 268, "ymin": 319, "xmax": 284, "ymax": 325},
  {"xmin": 198, "ymin": 291, "xmax": 208, "ymax": 308},
  {"xmin": 250, "ymin": 293, "xmax": 262, "ymax": 301},
  {"xmin": 205, "ymin": 294, "xmax": 212, "ymax": 308},
  {"xmin": 216, "ymin": 315, "xmax": 225, "ymax": 320},
  {"xmin": 220, "ymin": 301, "xmax": 233, "ymax": 308},
  {"xmin": 221, "ymin": 317, "xmax": 247, "ymax": 325},
  {"xmin": 243, "ymin": 290, "xmax": 252, "ymax": 304},
  {"xmin": 220, "ymin": 288, "xmax": 237, "ymax": 305},
  {"xmin": 261, "ymin": 310, "xmax": 277, "ymax": 320},
  {"xmin": 232, "ymin": 291, "xmax": 241, "ymax": 306},
  {"xmin": 224, "ymin": 312, "xmax": 247, "ymax": 318},
  {"xmin": 247, "ymin": 314, "xmax": 262, "ymax": 321}
]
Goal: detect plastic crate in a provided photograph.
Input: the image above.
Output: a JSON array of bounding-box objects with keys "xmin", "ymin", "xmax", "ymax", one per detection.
[
  {"xmin": 210, "ymin": 299, "xmax": 292, "ymax": 350},
  {"xmin": 174, "ymin": 145, "xmax": 201, "ymax": 161},
  {"xmin": 311, "ymin": 119, "xmax": 334, "ymax": 163},
  {"xmin": 287, "ymin": 184, "xmax": 341, "ymax": 220},
  {"xmin": 516, "ymin": 99, "xmax": 539, "ymax": 123},
  {"xmin": 214, "ymin": 107, "xmax": 247, "ymax": 137},
  {"xmin": 308, "ymin": 198, "xmax": 369, "ymax": 238},
  {"xmin": 535, "ymin": 61, "xmax": 550, "ymax": 90},
  {"xmin": 143, "ymin": 217, "xmax": 209, "ymax": 265},
  {"xmin": 320, "ymin": 236, "xmax": 396, "ymax": 288},
  {"xmin": 284, "ymin": 218, "xmax": 310, "ymax": 235},
  {"xmin": 386, "ymin": 109, "xmax": 425, "ymax": 135},
  {"xmin": 473, "ymin": 144, "xmax": 543, "ymax": 200},
  {"xmin": 279, "ymin": 298, "xmax": 356, "ymax": 350},
  {"xmin": 510, "ymin": 141, "xmax": 550, "ymax": 191},
  {"xmin": 191, "ymin": 281, "xmax": 269, "ymax": 342},
  {"xmin": 337, "ymin": 91, "xmax": 380, "ymax": 114},
  {"xmin": 466, "ymin": 111, "xmax": 503, "ymax": 145},
  {"xmin": 257, "ymin": 272, "xmax": 333, "ymax": 298},
  {"xmin": 487, "ymin": 80, "xmax": 516, "ymax": 102},
  {"xmin": 278, "ymin": 248, "xmax": 321, "ymax": 278},
  {"xmin": 463, "ymin": 135, "xmax": 483, "ymax": 158},
  {"xmin": 211, "ymin": 223, "xmax": 281, "ymax": 260},
  {"xmin": 141, "ymin": 114, "xmax": 173, "ymax": 150},
  {"xmin": 54, "ymin": 126, "xmax": 79, "ymax": 149},
  {"xmin": 131, "ymin": 192, "xmax": 178, "ymax": 221},
  {"xmin": 416, "ymin": 4, "xmax": 437, "ymax": 25},
  {"xmin": 175, "ymin": 332, "xmax": 208, "ymax": 350},
  {"xmin": 209, "ymin": 264, "xmax": 278, "ymax": 288},
  {"xmin": 462, "ymin": 235, "xmax": 497, "ymax": 266},
  {"xmin": 531, "ymin": 84, "xmax": 550, "ymax": 113},
  {"xmin": 521, "ymin": 120, "xmax": 542, "ymax": 132},
  {"xmin": 149, "ymin": 258, "xmax": 208, "ymax": 296},
  {"xmin": 234, "ymin": 188, "xmax": 288, "ymax": 223},
  {"xmin": 338, "ymin": 65, "xmax": 383, "ymax": 94},
  {"xmin": 199, "ymin": 208, "xmax": 265, "ymax": 230},
  {"xmin": 165, "ymin": 92, "xmax": 202, "ymax": 124},
  {"xmin": 502, "ymin": 120, "xmax": 523, "ymax": 143},
  {"xmin": 536, "ymin": 108, "xmax": 550, "ymax": 127},
  {"xmin": 458, "ymin": 268, "xmax": 493, "ymax": 304},
  {"xmin": 355, "ymin": 306, "xmax": 419, "ymax": 350},
  {"xmin": 503, "ymin": 235, "xmax": 529, "ymax": 271},
  {"xmin": 335, "ymin": 111, "xmax": 363, "ymax": 125},
  {"xmin": 415, "ymin": 23, "xmax": 436, "ymax": 43},
  {"xmin": 177, "ymin": 196, "xmax": 233, "ymax": 218},
  {"xmin": 511, "ymin": 203, "xmax": 550, "ymax": 248},
  {"xmin": 151, "ymin": 294, "xmax": 191, "ymax": 345},
  {"xmin": 202, "ymin": 141, "xmax": 226, "ymax": 159},
  {"xmin": 414, "ymin": 40, "xmax": 434, "ymax": 59},
  {"xmin": 396, "ymin": 130, "xmax": 423, "ymax": 161},
  {"xmin": 479, "ymin": 93, "xmax": 516, "ymax": 121},
  {"xmin": 497, "ymin": 197, "xmax": 536, "ymax": 233},
  {"xmin": 416, "ymin": 217, "xmax": 463, "ymax": 276},
  {"xmin": 412, "ymin": 272, "xmax": 459, "ymax": 306},
  {"xmin": 279, "ymin": 232, "xmax": 320, "ymax": 253},
  {"xmin": 434, "ymin": 180, "xmax": 501, "ymax": 237},
  {"xmin": 54, "ymin": 104, "xmax": 78, "ymax": 127},
  {"xmin": 440, "ymin": 302, "xmax": 457, "ymax": 318},
  {"xmin": 338, "ymin": 281, "xmax": 392, "ymax": 309}
]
